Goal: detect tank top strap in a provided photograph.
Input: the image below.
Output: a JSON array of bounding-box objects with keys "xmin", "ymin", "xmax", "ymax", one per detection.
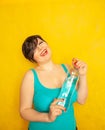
[
  {"xmin": 61, "ymin": 64, "xmax": 69, "ymax": 73},
  {"xmin": 61, "ymin": 64, "xmax": 70, "ymax": 77},
  {"xmin": 31, "ymin": 68, "xmax": 39, "ymax": 89}
]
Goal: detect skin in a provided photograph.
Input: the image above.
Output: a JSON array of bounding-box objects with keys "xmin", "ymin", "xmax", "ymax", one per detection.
[{"xmin": 20, "ymin": 38, "xmax": 88, "ymax": 122}]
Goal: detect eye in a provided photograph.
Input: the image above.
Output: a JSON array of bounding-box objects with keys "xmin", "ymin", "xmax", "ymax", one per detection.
[{"xmin": 39, "ymin": 41, "xmax": 43, "ymax": 45}]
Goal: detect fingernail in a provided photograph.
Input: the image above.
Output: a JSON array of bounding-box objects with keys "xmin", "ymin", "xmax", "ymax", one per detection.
[{"xmin": 64, "ymin": 108, "xmax": 66, "ymax": 112}]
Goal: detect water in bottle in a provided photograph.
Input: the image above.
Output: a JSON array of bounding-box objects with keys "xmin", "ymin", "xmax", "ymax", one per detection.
[{"xmin": 57, "ymin": 69, "xmax": 79, "ymax": 110}]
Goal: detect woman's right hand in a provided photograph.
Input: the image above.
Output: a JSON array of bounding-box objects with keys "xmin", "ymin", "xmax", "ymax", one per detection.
[{"xmin": 48, "ymin": 99, "xmax": 66, "ymax": 122}]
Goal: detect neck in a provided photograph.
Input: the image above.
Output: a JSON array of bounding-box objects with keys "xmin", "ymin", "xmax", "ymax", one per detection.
[{"xmin": 37, "ymin": 60, "xmax": 56, "ymax": 71}]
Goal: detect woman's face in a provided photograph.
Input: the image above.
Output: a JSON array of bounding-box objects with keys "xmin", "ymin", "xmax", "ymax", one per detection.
[{"xmin": 33, "ymin": 38, "xmax": 52, "ymax": 64}]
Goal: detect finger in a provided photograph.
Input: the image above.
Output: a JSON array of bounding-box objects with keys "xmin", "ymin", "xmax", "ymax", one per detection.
[
  {"xmin": 54, "ymin": 105, "xmax": 66, "ymax": 111},
  {"xmin": 55, "ymin": 109, "xmax": 62, "ymax": 116},
  {"xmin": 50, "ymin": 105, "xmax": 66, "ymax": 113},
  {"xmin": 75, "ymin": 61, "xmax": 86, "ymax": 69},
  {"xmin": 78, "ymin": 63, "xmax": 87, "ymax": 69},
  {"xmin": 76, "ymin": 62, "xmax": 83, "ymax": 68},
  {"xmin": 51, "ymin": 98, "xmax": 64, "ymax": 105}
]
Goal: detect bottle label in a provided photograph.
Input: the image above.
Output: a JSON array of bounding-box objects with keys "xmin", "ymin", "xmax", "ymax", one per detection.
[{"xmin": 57, "ymin": 75, "xmax": 79, "ymax": 110}]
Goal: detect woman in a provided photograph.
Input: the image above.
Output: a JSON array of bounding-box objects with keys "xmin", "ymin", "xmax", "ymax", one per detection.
[{"xmin": 20, "ymin": 35, "xmax": 88, "ymax": 130}]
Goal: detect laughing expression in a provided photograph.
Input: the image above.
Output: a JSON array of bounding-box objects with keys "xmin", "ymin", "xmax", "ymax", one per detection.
[{"xmin": 33, "ymin": 38, "xmax": 52, "ymax": 63}]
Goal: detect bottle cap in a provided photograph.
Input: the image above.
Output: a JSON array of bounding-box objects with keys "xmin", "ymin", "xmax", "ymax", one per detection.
[{"xmin": 72, "ymin": 58, "xmax": 80, "ymax": 69}]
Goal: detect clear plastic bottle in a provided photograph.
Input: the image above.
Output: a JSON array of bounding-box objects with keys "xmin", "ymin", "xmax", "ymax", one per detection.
[{"xmin": 57, "ymin": 69, "xmax": 79, "ymax": 110}]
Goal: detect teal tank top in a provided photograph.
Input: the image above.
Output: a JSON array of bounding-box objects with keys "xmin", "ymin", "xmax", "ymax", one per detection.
[{"xmin": 29, "ymin": 64, "xmax": 78, "ymax": 130}]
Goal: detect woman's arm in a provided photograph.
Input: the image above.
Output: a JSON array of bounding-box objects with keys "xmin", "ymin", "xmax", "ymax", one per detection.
[
  {"xmin": 73, "ymin": 59, "xmax": 88, "ymax": 104},
  {"xmin": 77, "ymin": 75, "xmax": 88, "ymax": 104},
  {"xmin": 66, "ymin": 59, "xmax": 88, "ymax": 105},
  {"xmin": 20, "ymin": 70, "xmax": 50, "ymax": 122},
  {"xmin": 20, "ymin": 70, "xmax": 65, "ymax": 122}
]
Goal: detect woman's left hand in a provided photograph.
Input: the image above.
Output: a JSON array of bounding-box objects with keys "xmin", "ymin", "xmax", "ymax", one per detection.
[{"xmin": 72, "ymin": 58, "xmax": 87, "ymax": 76}]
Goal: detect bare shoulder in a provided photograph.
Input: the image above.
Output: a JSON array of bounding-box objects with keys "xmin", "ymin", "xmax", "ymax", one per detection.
[
  {"xmin": 21, "ymin": 70, "xmax": 34, "ymax": 89},
  {"xmin": 20, "ymin": 70, "xmax": 34, "ymax": 110},
  {"xmin": 23, "ymin": 70, "xmax": 33, "ymax": 79}
]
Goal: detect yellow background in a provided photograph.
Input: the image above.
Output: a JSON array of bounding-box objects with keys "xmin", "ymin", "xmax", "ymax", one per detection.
[{"xmin": 0, "ymin": 0, "xmax": 105, "ymax": 130}]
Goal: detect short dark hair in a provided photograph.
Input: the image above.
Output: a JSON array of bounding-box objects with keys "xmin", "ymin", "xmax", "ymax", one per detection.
[{"xmin": 22, "ymin": 35, "xmax": 45, "ymax": 62}]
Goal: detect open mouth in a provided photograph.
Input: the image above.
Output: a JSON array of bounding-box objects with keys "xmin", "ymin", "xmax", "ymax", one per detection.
[{"xmin": 40, "ymin": 49, "xmax": 48, "ymax": 56}]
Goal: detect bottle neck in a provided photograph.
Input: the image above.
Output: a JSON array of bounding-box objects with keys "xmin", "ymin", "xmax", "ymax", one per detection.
[{"xmin": 71, "ymin": 68, "xmax": 78, "ymax": 77}]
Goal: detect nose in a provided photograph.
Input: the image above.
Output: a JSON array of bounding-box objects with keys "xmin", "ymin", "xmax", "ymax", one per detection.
[
  {"xmin": 37, "ymin": 44, "xmax": 44, "ymax": 51},
  {"xmin": 37, "ymin": 44, "xmax": 43, "ymax": 50}
]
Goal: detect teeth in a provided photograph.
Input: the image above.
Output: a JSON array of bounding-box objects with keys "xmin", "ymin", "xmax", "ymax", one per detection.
[
  {"xmin": 42, "ymin": 50, "xmax": 46, "ymax": 54},
  {"xmin": 41, "ymin": 49, "xmax": 47, "ymax": 56}
]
